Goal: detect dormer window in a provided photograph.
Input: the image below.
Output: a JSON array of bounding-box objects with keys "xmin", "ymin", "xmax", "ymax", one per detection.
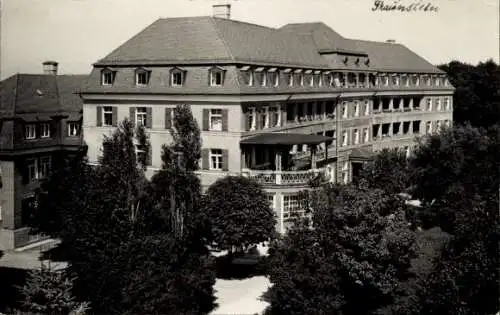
[
  {"xmin": 209, "ymin": 66, "xmax": 225, "ymax": 87},
  {"xmin": 135, "ymin": 68, "xmax": 151, "ymax": 86},
  {"xmin": 101, "ymin": 68, "xmax": 116, "ymax": 86},
  {"xmin": 294, "ymin": 69, "xmax": 304, "ymax": 86},
  {"xmin": 392, "ymin": 74, "xmax": 400, "ymax": 86},
  {"xmin": 315, "ymin": 71, "xmax": 322, "ymax": 87},
  {"xmin": 425, "ymin": 76, "xmax": 431, "ymax": 86},
  {"xmin": 284, "ymin": 68, "xmax": 293, "ymax": 86},
  {"xmin": 170, "ymin": 68, "xmax": 185, "ymax": 87},
  {"xmin": 305, "ymin": 70, "xmax": 313, "ymax": 86},
  {"xmin": 403, "ymin": 75, "xmax": 409, "ymax": 87},
  {"xmin": 241, "ymin": 66, "xmax": 254, "ymax": 86},
  {"xmin": 382, "ymin": 75, "xmax": 389, "ymax": 86},
  {"xmin": 267, "ymin": 68, "xmax": 279, "ymax": 87},
  {"xmin": 255, "ymin": 67, "xmax": 266, "ymax": 86}
]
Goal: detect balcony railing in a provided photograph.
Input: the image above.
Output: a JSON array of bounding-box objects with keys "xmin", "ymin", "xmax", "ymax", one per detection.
[{"xmin": 242, "ymin": 168, "xmax": 327, "ymax": 186}]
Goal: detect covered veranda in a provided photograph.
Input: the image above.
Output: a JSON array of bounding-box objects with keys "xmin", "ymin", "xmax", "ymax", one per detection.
[{"xmin": 240, "ymin": 133, "xmax": 335, "ymax": 186}]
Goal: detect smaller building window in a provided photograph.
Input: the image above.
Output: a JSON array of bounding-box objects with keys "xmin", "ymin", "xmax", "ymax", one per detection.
[
  {"xmin": 364, "ymin": 100, "xmax": 370, "ymax": 115},
  {"xmin": 25, "ymin": 124, "xmax": 36, "ymax": 139},
  {"xmin": 136, "ymin": 69, "xmax": 150, "ymax": 86},
  {"xmin": 353, "ymin": 129, "xmax": 359, "ymax": 145},
  {"xmin": 426, "ymin": 121, "xmax": 433, "ymax": 134},
  {"xmin": 209, "ymin": 68, "xmax": 224, "ymax": 87},
  {"xmin": 39, "ymin": 156, "xmax": 51, "ymax": 179},
  {"xmin": 392, "ymin": 75, "xmax": 400, "ymax": 86},
  {"xmin": 101, "ymin": 69, "xmax": 116, "ymax": 85},
  {"xmin": 103, "ymin": 106, "xmax": 114, "ymax": 126},
  {"xmin": 426, "ymin": 99, "xmax": 432, "ymax": 111},
  {"xmin": 342, "ymin": 130, "xmax": 348, "ymax": 147},
  {"xmin": 170, "ymin": 69, "xmax": 185, "ymax": 87},
  {"xmin": 26, "ymin": 158, "xmax": 38, "ymax": 182},
  {"xmin": 445, "ymin": 97, "xmax": 451, "ymax": 111},
  {"xmin": 363, "ymin": 128, "xmax": 369, "ymax": 143},
  {"xmin": 259, "ymin": 71, "xmax": 267, "ymax": 87},
  {"xmin": 434, "ymin": 77, "xmax": 440, "ymax": 86},
  {"xmin": 382, "ymin": 75, "xmax": 389, "ymax": 86},
  {"xmin": 317, "ymin": 74, "xmax": 322, "ymax": 87},
  {"xmin": 67, "ymin": 122, "xmax": 80, "ymax": 136},
  {"xmin": 354, "ymin": 101, "xmax": 359, "ymax": 117},
  {"xmin": 298, "ymin": 73, "xmax": 304, "ymax": 86},
  {"xmin": 40, "ymin": 123, "xmax": 50, "ymax": 138},
  {"xmin": 426, "ymin": 76, "xmax": 431, "ymax": 86},
  {"xmin": 209, "ymin": 109, "xmax": 223, "ymax": 131},
  {"xmin": 209, "ymin": 149, "xmax": 223, "ymax": 170},
  {"xmin": 135, "ymin": 107, "xmax": 148, "ymax": 126},
  {"xmin": 267, "ymin": 70, "xmax": 279, "ymax": 87},
  {"xmin": 436, "ymin": 98, "xmax": 442, "ymax": 111},
  {"xmin": 342, "ymin": 102, "xmax": 348, "ymax": 118}
]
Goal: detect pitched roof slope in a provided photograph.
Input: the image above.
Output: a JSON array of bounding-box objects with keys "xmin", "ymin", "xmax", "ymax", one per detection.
[
  {"xmin": 280, "ymin": 22, "xmax": 363, "ymax": 54},
  {"xmin": 346, "ymin": 39, "xmax": 444, "ymax": 73},
  {"xmin": 0, "ymin": 74, "xmax": 86, "ymax": 115},
  {"xmin": 95, "ymin": 17, "xmax": 329, "ymax": 68}
]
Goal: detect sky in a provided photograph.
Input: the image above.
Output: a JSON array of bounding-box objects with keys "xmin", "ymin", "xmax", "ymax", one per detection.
[{"xmin": 1, "ymin": 0, "xmax": 499, "ymax": 79}]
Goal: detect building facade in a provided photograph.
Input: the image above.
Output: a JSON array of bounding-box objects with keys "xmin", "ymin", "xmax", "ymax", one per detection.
[
  {"xmin": 81, "ymin": 10, "xmax": 454, "ymax": 233},
  {"xmin": 0, "ymin": 62, "xmax": 86, "ymax": 249}
]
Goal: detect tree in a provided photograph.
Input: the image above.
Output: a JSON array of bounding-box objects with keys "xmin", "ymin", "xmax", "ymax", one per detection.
[
  {"xmin": 203, "ymin": 176, "xmax": 276, "ymax": 255},
  {"xmin": 438, "ymin": 60, "xmax": 500, "ymax": 129},
  {"xmin": 357, "ymin": 147, "xmax": 412, "ymax": 194},
  {"xmin": 266, "ymin": 183, "xmax": 417, "ymax": 315},
  {"xmin": 405, "ymin": 124, "xmax": 500, "ymax": 314},
  {"xmin": 18, "ymin": 263, "xmax": 90, "ymax": 315}
]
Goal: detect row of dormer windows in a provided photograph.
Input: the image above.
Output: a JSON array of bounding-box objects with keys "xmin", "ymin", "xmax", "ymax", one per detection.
[{"xmin": 99, "ymin": 66, "xmax": 450, "ymax": 88}]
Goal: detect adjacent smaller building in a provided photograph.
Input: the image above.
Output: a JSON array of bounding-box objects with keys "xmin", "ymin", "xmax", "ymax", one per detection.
[{"xmin": 0, "ymin": 62, "xmax": 86, "ymax": 250}]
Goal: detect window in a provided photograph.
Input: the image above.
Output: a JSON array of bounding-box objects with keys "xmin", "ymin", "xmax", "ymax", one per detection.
[
  {"xmin": 27, "ymin": 158, "xmax": 37, "ymax": 182},
  {"xmin": 342, "ymin": 161, "xmax": 349, "ymax": 184},
  {"xmin": 403, "ymin": 75, "xmax": 409, "ymax": 87},
  {"xmin": 267, "ymin": 70, "xmax": 279, "ymax": 87},
  {"xmin": 445, "ymin": 98, "xmax": 451, "ymax": 110},
  {"xmin": 309, "ymin": 74, "xmax": 314, "ymax": 86},
  {"xmin": 445, "ymin": 120, "xmax": 451, "ymax": 127},
  {"xmin": 426, "ymin": 99, "xmax": 432, "ymax": 111},
  {"xmin": 382, "ymin": 75, "xmax": 389, "ymax": 86},
  {"xmin": 39, "ymin": 156, "xmax": 51, "ymax": 179},
  {"xmin": 209, "ymin": 149, "xmax": 223, "ymax": 170},
  {"xmin": 101, "ymin": 69, "xmax": 115, "ymax": 85},
  {"xmin": 171, "ymin": 69, "xmax": 184, "ymax": 86},
  {"xmin": 259, "ymin": 71, "xmax": 267, "ymax": 87},
  {"xmin": 436, "ymin": 120, "xmax": 442, "ymax": 131},
  {"xmin": 426, "ymin": 121, "xmax": 432, "ymax": 134},
  {"xmin": 287, "ymin": 71, "xmax": 293, "ymax": 86},
  {"xmin": 135, "ymin": 107, "xmax": 147, "ymax": 126},
  {"xmin": 40, "ymin": 123, "xmax": 50, "ymax": 138},
  {"xmin": 244, "ymin": 70, "xmax": 254, "ymax": 86},
  {"xmin": 283, "ymin": 194, "xmax": 306, "ymax": 221},
  {"xmin": 67, "ymin": 122, "xmax": 79, "ymax": 136},
  {"xmin": 342, "ymin": 130, "xmax": 348, "ymax": 146},
  {"xmin": 267, "ymin": 194, "xmax": 275, "ymax": 210},
  {"xmin": 136, "ymin": 69, "xmax": 150, "ymax": 86},
  {"xmin": 412, "ymin": 75, "xmax": 420, "ymax": 86},
  {"xmin": 342, "ymin": 102, "xmax": 348, "ymax": 118},
  {"xmin": 426, "ymin": 76, "xmax": 431, "ymax": 86},
  {"xmin": 333, "ymin": 73, "xmax": 341, "ymax": 87},
  {"xmin": 298, "ymin": 74, "xmax": 304, "ymax": 86},
  {"xmin": 436, "ymin": 98, "xmax": 442, "ymax": 111},
  {"xmin": 247, "ymin": 107, "xmax": 256, "ymax": 131},
  {"xmin": 364, "ymin": 100, "xmax": 370, "ymax": 115},
  {"xmin": 354, "ymin": 101, "xmax": 359, "ymax": 117},
  {"xmin": 444, "ymin": 77, "xmax": 449, "ymax": 86},
  {"xmin": 353, "ymin": 129, "xmax": 359, "ymax": 144},
  {"xmin": 25, "ymin": 124, "xmax": 36, "ymax": 139},
  {"xmin": 317, "ymin": 74, "xmax": 322, "ymax": 87},
  {"xmin": 103, "ymin": 106, "xmax": 113, "ymax": 126},
  {"xmin": 363, "ymin": 128, "xmax": 369, "ymax": 143},
  {"xmin": 209, "ymin": 109, "xmax": 223, "ymax": 131},
  {"xmin": 210, "ymin": 68, "xmax": 224, "ymax": 86},
  {"xmin": 392, "ymin": 75, "xmax": 400, "ymax": 86},
  {"xmin": 434, "ymin": 77, "xmax": 440, "ymax": 86}
]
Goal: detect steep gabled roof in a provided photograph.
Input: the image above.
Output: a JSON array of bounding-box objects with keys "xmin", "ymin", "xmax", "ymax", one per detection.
[
  {"xmin": 95, "ymin": 16, "xmax": 330, "ymax": 68},
  {"xmin": 346, "ymin": 39, "xmax": 444, "ymax": 74},
  {"xmin": 280, "ymin": 22, "xmax": 364, "ymax": 55},
  {"xmin": 0, "ymin": 74, "xmax": 86, "ymax": 116}
]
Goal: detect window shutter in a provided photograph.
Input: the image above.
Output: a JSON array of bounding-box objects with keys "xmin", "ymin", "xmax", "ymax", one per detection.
[
  {"xmin": 222, "ymin": 109, "xmax": 228, "ymax": 131},
  {"xmin": 129, "ymin": 107, "xmax": 136, "ymax": 128},
  {"xmin": 165, "ymin": 108, "xmax": 172, "ymax": 129},
  {"xmin": 146, "ymin": 107, "xmax": 153, "ymax": 128},
  {"xmin": 96, "ymin": 106, "xmax": 102, "ymax": 127},
  {"xmin": 201, "ymin": 149, "xmax": 209, "ymax": 170},
  {"xmin": 202, "ymin": 109, "xmax": 210, "ymax": 131},
  {"xmin": 222, "ymin": 150, "xmax": 229, "ymax": 171},
  {"xmin": 112, "ymin": 107, "xmax": 118, "ymax": 127}
]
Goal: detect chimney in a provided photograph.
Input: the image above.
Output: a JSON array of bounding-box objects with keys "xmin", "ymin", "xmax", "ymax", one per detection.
[
  {"xmin": 42, "ymin": 61, "xmax": 58, "ymax": 75},
  {"xmin": 386, "ymin": 39, "xmax": 396, "ymax": 44},
  {"xmin": 212, "ymin": 4, "xmax": 231, "ymax": 19}
]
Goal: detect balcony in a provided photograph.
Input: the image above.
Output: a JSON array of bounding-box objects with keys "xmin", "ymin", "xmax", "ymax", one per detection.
[{"xmin": 242, "ymin": 168, "xmax": 328, "ymax": 186}]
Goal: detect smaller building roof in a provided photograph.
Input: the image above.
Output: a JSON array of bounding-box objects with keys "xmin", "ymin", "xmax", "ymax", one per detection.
[{"xmin": 241, "ymin": 133, "xmax": 333, "ymax": 145}]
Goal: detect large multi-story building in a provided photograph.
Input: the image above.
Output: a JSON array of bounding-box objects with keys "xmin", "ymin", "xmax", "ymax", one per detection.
[
  {"xmin": 81, "ymin": 6, "xmax": 454, "ymax": 232},
  {"xmin": 0, "ymin": 62, "xmax": 86, "ymax": 249}
]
